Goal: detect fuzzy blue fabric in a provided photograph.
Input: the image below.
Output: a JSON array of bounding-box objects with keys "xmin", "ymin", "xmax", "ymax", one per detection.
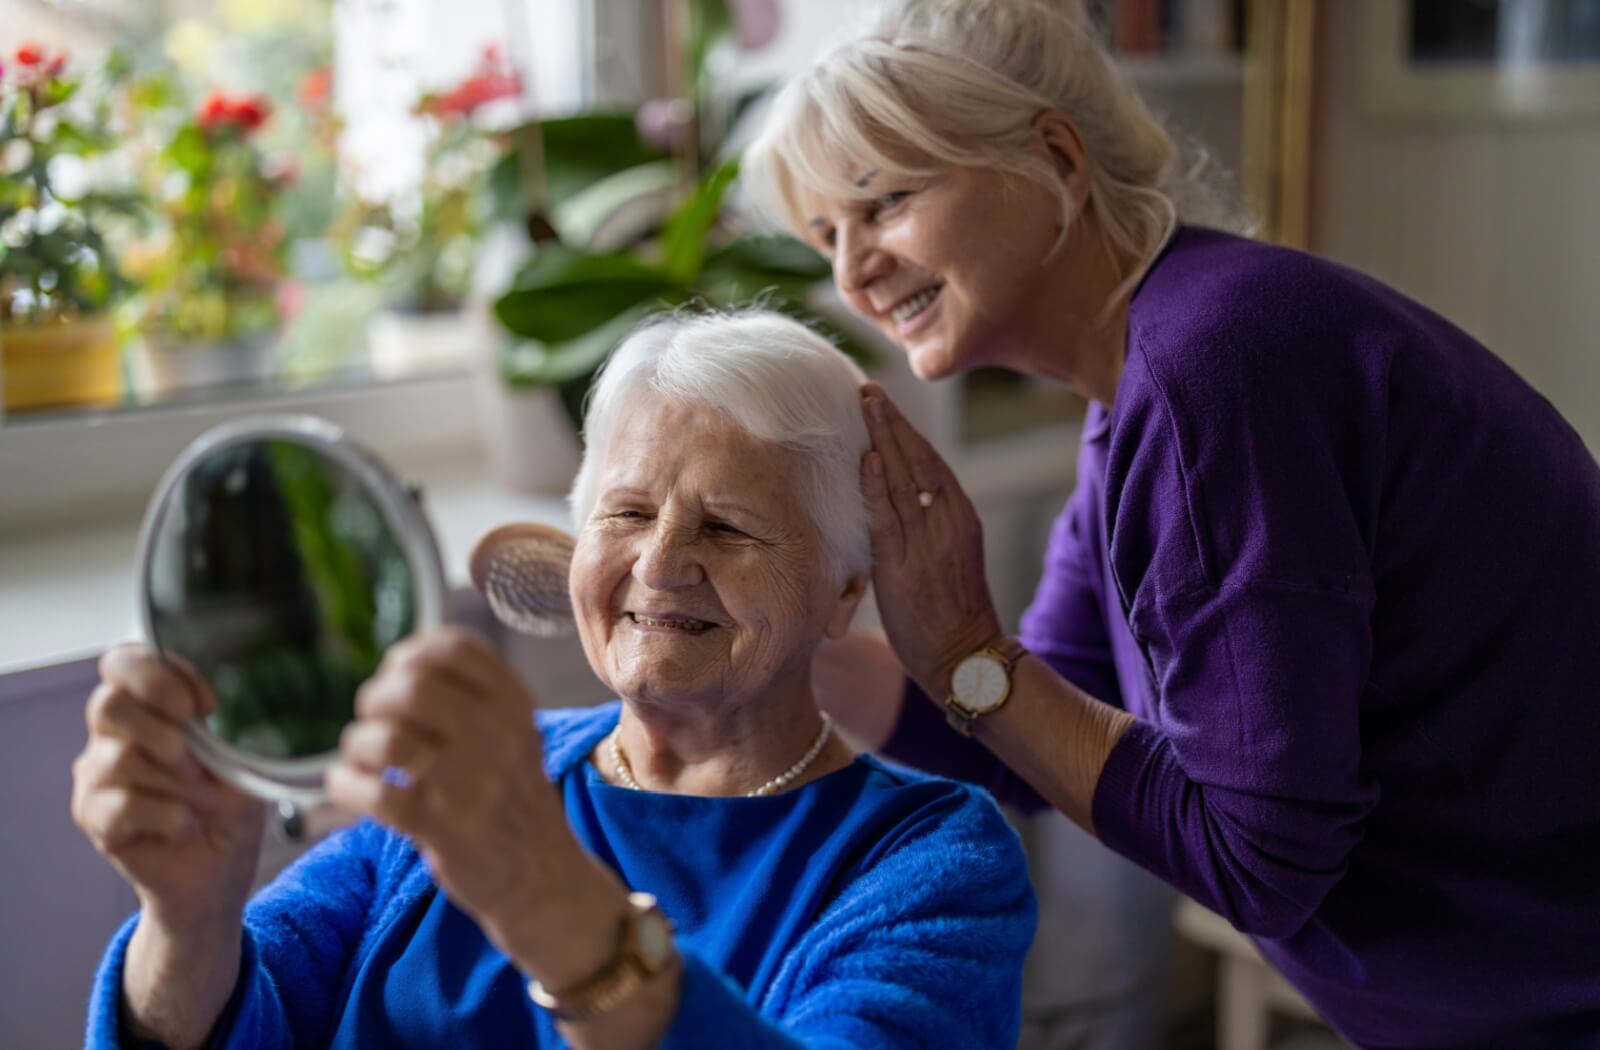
[{"xmin": 87, "ymin": 702, "xmax": 1035, "ymax": 1048}]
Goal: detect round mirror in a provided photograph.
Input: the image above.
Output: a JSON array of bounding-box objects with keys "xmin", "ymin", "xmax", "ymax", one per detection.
[{"xmin": 136, "ymin": 415, "xmax": 446, "ymax": 805}]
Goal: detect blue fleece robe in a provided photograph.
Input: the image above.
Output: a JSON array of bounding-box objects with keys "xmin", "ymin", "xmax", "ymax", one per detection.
[{"xmin": 87, "ymin": 702, "xmax": 1036, "ymax": 1047}]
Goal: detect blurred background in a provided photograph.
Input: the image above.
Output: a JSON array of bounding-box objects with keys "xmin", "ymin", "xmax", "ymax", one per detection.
[{"xmin": 2, "ymin": 2, "xmax": 1596, "ymax": 1047}]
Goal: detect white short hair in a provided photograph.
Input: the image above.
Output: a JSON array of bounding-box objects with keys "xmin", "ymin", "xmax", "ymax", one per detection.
[
  {"xmin": 744, "ymin": 0, "xmax": 1243, "ymax": 306},
  {"xmin": 569, "ymin": 309, "xmax": 871, "ymax": 584}
]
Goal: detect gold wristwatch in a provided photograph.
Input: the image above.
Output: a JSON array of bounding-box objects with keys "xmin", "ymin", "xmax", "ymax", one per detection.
[
  {"xmin": 527, "ymin": 892, "xmax": 677, "ymax": 1022},
  {"xmin": 944, "ymin": 639, "xmax": 1025, "ymax": 737}
]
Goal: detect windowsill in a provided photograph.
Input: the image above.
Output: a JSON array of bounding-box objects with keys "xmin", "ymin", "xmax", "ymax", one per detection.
[
  {"xmin": 0, "ymin": 443, "xmax": 575, "ymax": 677},
  {"xmin": 0, "ymin": 415, "xmax": 1082, "ymax": 679}
]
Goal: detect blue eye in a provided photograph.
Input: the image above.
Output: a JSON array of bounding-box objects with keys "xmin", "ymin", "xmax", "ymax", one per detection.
[
  {"xmin": 708, "ymin": 522, "xmax": 747, "ymax": 537},
  {"xmin": 878, "ymin": 190, "xmax": 911, "ymax": 208}
]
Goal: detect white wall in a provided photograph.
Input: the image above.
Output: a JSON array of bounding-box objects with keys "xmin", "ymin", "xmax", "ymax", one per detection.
[{"xmin": 1315, "ymin": 2, "xmax": 1600, "ymax": 452}]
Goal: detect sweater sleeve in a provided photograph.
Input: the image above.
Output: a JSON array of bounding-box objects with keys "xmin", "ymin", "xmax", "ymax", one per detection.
[
  {"xmin": 883, "ymin": 467, "xmax": 1125, "ymax": 814},
  {"xmin": 1093, "ymin": 583, "xmax": 1380, "ymax": 938},
  {"xmin": 85, "ymin": 820, "xmax": 392, "ymax": 1049},
  {"xmin": 1091, "ymin": 327, "xmax": 1386, "ymax": 939},
  {"xmin": 657, "ymin": 788, "xmax": 1036, "ymax": 1049}
]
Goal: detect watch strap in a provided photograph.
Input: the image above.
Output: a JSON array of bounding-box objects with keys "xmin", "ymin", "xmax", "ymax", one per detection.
[{"xmin": 528, "ymin": 892, "xmax": 676, "ymax": 1022}]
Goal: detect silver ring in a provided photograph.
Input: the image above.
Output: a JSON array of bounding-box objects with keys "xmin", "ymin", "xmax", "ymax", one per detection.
[{"xmin": 917, "ymin": 490, "xmax": 936, "ymax": 508}]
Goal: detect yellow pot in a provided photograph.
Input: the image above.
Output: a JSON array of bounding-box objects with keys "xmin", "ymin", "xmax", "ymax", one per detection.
[{"xmin": 1, "ymin": 315, "xmax": 124, "ymax": 414}]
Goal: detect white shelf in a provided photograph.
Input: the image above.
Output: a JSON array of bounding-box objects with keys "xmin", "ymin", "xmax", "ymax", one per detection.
[{"xmin": 1120, "ymin": 52, "xmax": 1245, "ymax": 88}]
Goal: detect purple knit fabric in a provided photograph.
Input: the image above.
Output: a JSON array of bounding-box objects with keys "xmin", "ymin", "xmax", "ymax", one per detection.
[{"xmin": 886, "ymin": 228, "xmax": 1600, "ymax": 1048}]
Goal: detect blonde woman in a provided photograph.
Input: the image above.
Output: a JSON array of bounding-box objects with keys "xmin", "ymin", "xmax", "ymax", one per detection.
[{"xmin": 747, "ymin": 1, "xmax": 1600, "ymax": 1047}]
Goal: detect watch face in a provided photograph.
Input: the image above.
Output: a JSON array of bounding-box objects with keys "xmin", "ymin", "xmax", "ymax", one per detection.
[
  {"xmin": 952, "ymin": 653, "xmax": 1009, "ymax": 712},
  {"xmin": 635, "ymin": 909, "xmax": 675, "ymax": 970}
]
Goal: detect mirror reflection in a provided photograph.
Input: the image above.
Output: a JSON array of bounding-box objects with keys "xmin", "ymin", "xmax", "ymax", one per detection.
[{"xmin": 146, "ymin": 437, "xmax": 416, "ymax": 761}]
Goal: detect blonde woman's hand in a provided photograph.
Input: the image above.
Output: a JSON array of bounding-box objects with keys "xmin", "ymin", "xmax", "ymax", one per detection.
[
  {"xmin": 859, "ymin": 384, "xmax": 1005, "ymax": 699},
  {"xmin": 71, "ymin": 645, "xmax": 265, "ymax": 930},
  {"xmin": 326, "ymin": 627, "xmax": 630, "ymax": 991}
]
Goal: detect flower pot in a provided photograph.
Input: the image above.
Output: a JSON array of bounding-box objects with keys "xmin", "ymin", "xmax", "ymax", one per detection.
[
  {"xmin": 139, "ymin": 332, "xmax": 277, "ymax": 396},
  {"xmin": 473, "ymin": 381, "xmax": 585, "ymax": 496},
  {"xmin": 366, "ymin": 308, "xmax": 474, "ymax": 379},
  {"xmin": 0, "ymin": 315, "xmax": 123, "ymax": 415},
  {"xmin": 465, "ymin": 304, "xmax": 583, "ymax": 496}
]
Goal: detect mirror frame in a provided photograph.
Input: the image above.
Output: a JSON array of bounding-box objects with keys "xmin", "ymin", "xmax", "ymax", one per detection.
[{"xmin": 135, "ymin": 414, "xmax": 447, "ymax": 805}]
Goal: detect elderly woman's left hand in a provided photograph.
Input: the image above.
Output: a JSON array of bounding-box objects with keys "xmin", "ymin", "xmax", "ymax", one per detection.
[
  {"xmin": 327, "ymin": 628, "xmax": 626, "ymax": 980},
  {"xmin": 860, "ymin": 384, "xmax": 1006, "ymax": 697}
]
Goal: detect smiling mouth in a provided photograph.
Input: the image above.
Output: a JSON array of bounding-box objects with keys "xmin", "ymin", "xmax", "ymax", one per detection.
[
  {"xmin": 627, "ymin": 613, "xmax": 716, "ymax": 633},
  {"xmin": 890, "ymin": 284, "xmax": 943, "ymax": 324}
]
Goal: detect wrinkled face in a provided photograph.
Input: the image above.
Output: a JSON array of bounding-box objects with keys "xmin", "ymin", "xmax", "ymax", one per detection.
[
  {"xmin": 799, "ymin": 166, "xmax": 1069, "ymax": 381},
  {"xmin": 569, "ymin": 394, "xmax": 860, "ymax": 711}
]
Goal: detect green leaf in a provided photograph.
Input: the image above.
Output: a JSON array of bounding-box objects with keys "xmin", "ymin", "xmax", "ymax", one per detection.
[
  {"xmin": 659, "ymin": 159, "xmax": 739, "ymax": 284},
  {"xmin": 498, "ymin": 301, "xmax": 661, "ymax": 387},
  {"xmin": 728, "ymin": 83, "xmax": 775, "ymax": 136},
  {"xmin": 518, "ymin": 114, "xmax": 670, "ymax": 209},
  {"xmin": 696, "ymin": 233, "xmax": 833, "ymax": 313},
  {"xmin": 495, "ymin": 249, "xmax": 678, "ymax": 343},
  {"xmin": 507, "ymin": 244, "xmax": 665, "ymax": 291},
  {"xmin": 166, "ymin": 125, "xmax": 211, "ymax": 177},
  {"xmin": 484, "ymin": 147, "xmax": 527, "ymax": 225},
  {"xmin": 687, "ymin": 0, "xmax": 733, "ymax": 96},
  {"xmin": 552, "ymin": 160, "xmax": 678, "ymax": 249},
  {"xmin": 702, "ymin": 233, "xmax": 831, "ymax": 281},
  {"xmin": 40, "ymin": 77, "xmax": 81, "ymax": 109},
  {"xmin": 807, "ymin": 312, "xmax": 879, "ymax": 368}
]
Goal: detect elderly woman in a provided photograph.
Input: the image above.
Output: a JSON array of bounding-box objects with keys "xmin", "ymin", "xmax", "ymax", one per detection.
[
  {"xmin": 745, "ymin": 1, "xmax": 1600, "ymax": 1047},
  {"xmin": 72, "ymin": 310, "xmax": 1035, "ymax": 1049}
]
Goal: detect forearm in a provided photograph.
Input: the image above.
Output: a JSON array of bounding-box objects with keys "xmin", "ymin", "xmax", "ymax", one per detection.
[
  {"xmin": 560, "ymin": 964, "xmax": 682, "ymax": 1050},
  {"xmin": 121, "ymin": 910, "xmax": 243, "ymax": 1050},
  {"xmin": 491, "ymin": 861, "xmax": 680, "ymax": 1050},
  {"xmin": 884, "ymin": 680, "xmax": 1050, "ymax": 813},
  {"xmin": 958, "ymin": 652, "xmax": 1136, "ymax": 833}
]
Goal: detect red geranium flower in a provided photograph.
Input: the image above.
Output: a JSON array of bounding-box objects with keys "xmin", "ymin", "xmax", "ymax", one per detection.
[
  {"xmin": 233, "ymin": 96, "xmax": 271, "ymax": 131},
  {"xmin": 417, "ymin": 45, "xmax": 521, "ymax": 119},
  {"xmin": 198, "ymin": 90, "xmax": 233, "ymax": 129},
  {"xmin": 196, "ymin": 90, "xmax": 274, "ymax": 135},
  {"xmin": 299, "ymin": 66, "xmax": 332, "ymax": 108},
  {"xmin": 15, "ymin": 44, "xmax": 44, "ymax": 67}
]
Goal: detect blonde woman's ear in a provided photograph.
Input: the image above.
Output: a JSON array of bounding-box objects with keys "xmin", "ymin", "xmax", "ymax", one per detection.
[{"xmin": 1032, "ymin": 110, "xmax": 1093, "ymax": 200}]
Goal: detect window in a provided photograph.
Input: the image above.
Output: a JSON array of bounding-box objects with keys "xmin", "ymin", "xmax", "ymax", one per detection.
[{"xmin": 0, "ymin": 0, "xmax": 585, "ymax": 428}]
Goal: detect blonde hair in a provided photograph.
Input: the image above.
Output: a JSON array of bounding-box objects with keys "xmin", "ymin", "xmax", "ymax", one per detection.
[
  {"xmin": 744, "ymin": 0, "xmax": 1241, "ymax": 307},
  {"xmin": 570, "ymin": 308, "xmax": 871, "ymax": 585}
]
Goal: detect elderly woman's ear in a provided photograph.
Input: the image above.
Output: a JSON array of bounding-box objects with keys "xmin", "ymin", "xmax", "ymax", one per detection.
[{"xmin": 824, "ymin": 575, "xmax": 871, "ymax": 640}]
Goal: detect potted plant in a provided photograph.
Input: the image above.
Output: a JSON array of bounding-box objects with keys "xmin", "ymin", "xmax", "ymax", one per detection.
[
  {"xmin": 0, "ymin": 43, "xmax": 135, "ymax": 415},
  {"xmin": 128, "ymin": 87, "xmax": 290, "ymax": 393},
  {"xmin": 479, "ymin": 0, "xmax": 889, "ymax": 494},
  {"xmin": 336, "ymin": 45, "xmax": 521, "ymax": 379}
]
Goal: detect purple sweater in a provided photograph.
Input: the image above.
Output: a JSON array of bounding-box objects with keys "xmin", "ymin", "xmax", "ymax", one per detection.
[{"xmin": 888, "ymin": 227, "xmax": 1600, "ymax": 1048}]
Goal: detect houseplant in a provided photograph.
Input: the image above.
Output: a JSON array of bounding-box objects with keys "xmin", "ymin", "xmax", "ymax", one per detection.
[
  {"xmin": 337, "ymin": 45, "xmax": 521, "ymax": 378},
  {"xmin": 481, "ymin": 0, "xmax": 886, "ymax": 492},
  {"xmin": 128, "ymin": 87, "xmax": 290, "ymax": 393},
  {"xmin": 0, "ymin": 43, "xmax": 135, "ymax": 414}
]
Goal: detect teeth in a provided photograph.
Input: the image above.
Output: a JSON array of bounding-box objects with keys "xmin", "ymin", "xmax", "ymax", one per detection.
[
  {"xmin": 631, "ymin": 614, "xmax": 712, "ymax": 631},
  {"xmin": 891, "ymin": 286, "xmax": 941, "ymax": 323}
]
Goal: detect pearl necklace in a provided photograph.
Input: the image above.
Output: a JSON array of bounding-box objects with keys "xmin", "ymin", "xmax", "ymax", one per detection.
[{"xmin": 607, "ymin": 714, "xmax": 834, "ymax": 797}]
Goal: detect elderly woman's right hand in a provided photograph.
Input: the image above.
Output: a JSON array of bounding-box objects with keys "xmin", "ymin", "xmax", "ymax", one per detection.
[{"xmin": 71, "ymin": 645, "xmax": 265, "ymax": 929}]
